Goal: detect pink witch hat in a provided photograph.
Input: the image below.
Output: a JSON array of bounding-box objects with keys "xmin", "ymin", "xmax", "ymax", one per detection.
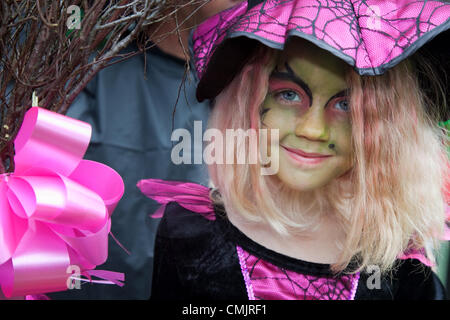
[{"xmin": 191, "ymin": 0, "xmax": 450, "ymax": 102}]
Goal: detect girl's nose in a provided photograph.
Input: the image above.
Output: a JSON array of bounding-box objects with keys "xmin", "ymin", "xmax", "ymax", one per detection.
[{"xmin": 294, "ymin": 107, "xmax": 329, "ymax": 142}]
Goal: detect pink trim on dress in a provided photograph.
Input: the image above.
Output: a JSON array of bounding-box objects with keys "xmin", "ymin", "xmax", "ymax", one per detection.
[
  {"xmin": 348, "ymin": 272, "xmax": 360, "ymax": 300},
  {"xmin": 236, "ymin": 246, "xmax": 256, "ymax": 300}
]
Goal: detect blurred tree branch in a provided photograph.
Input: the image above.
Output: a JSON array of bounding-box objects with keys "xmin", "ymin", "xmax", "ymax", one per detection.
[{"xmin": 0, "ymin": 0, "xmax": 209, "ymax": 173}]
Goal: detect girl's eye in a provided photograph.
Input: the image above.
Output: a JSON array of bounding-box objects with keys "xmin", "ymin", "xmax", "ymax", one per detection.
[
  {"xmin": 334, "ymin": 99, "xmax": 350, "ymax": 112},
  {"xmin": 276, "ymin": 90, "xmax": 302, "ymax": 103}
]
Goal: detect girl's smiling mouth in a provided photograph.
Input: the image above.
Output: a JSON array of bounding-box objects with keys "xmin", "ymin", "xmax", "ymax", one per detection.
[{"xmin": 281, "ymin": 145, "xmax": 332, "ymax": 166}]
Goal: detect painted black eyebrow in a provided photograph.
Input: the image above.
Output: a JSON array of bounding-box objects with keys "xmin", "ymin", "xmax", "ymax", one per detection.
[
  {"xmin": 324, "ymin": 89, "xmax": 350, "ymax": 108},
  {"xmin": 270, "ymin": 63, "xmax": 313, "ymax": 105},
  {"xmin": 271, "ymin": 63, "xmax": 350, "ymax": 108}
]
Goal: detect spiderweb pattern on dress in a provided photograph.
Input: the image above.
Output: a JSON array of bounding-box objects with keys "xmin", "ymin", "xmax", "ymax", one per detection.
[
  {"xmin": 237, "ymin": 246, "xmax": 360, "ymax": 300},
  {"xmin": 192, "ymin": 0, "xmax": 450, "ymax": 78}
]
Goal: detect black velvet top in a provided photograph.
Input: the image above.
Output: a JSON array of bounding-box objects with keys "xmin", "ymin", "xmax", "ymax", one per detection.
[{"xmin": 151, "ymin": 202, "xmax": 447, "ymax": 300}]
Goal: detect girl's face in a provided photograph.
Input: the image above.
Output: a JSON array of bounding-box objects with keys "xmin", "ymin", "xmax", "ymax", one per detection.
[{"xmin": 261, "ymin": 40, "xmax": 353, "ymax": 191}]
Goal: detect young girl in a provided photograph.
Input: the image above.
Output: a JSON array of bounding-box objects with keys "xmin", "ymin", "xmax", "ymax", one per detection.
[{"xmin": 139, "ymin": 0, "xmax": 450, "ymax": 299}]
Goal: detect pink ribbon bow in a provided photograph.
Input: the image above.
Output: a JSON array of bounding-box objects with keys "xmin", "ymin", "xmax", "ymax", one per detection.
[{"xmin": 0, "ymin": 107, "xmax": 125, "ymax": 298}]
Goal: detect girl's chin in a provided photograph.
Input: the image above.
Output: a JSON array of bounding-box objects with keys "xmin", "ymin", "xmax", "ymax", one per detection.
[{"xmin": 276, "ymin": 175, "xmax": 330, "ymax": 192}]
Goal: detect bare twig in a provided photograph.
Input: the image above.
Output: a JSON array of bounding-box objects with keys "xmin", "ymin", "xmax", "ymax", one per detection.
[{"xmin": 0, "ymin": 0, "xmax": 210, "ymax": 173}]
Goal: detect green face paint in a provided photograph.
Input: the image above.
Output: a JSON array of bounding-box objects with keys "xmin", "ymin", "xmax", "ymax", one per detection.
[{"xmin": 261, "ymin": 39, "xmax": 353, "ymax": 191}]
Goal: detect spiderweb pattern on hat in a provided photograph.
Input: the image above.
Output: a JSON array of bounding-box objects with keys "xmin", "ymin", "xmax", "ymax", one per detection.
[{"xmin": 192, "ymin": 0, "xmax": 450, "ymax": 101}]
